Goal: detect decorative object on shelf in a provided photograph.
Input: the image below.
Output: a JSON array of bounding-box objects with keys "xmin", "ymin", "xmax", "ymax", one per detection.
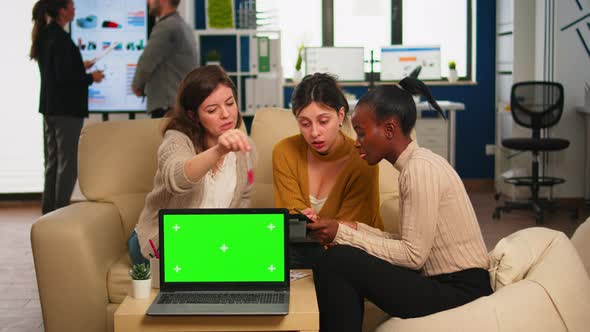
[
  {"xmin": 237, "ymin": 0, "xmax": 257, "ymax": 29},
  {"xmin": 129, "ymin": 262, "xmax": 151, "ymax": 299},
  {"xmin": 207, "ymin": 0, "xmax": 235, "ymax": 29},
  {"xmin": 206, "ymin": 49, "xmax": 222, "ymax": 66},
  {"xmin": 448, "ymin": 60, "xmax": 458, "ymax": 83},
  {"xmin": 293, "ymin": 44, "xmax": 304, "ymax": 83}
]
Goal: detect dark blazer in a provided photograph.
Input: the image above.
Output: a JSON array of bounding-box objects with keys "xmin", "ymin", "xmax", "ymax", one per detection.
[{"xmin": 38, "ymin": 22, "xmax": 93, "ymax": 117}]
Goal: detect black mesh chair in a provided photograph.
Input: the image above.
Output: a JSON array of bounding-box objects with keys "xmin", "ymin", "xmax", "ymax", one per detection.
[{"xmin": 493, "ymin": 81, "xmax": 575, "ymax": 224}]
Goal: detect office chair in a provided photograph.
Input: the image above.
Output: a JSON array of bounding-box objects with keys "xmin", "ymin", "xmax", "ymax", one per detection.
[{"xmin": 493, "ymin": 81, "xmax": 577, "ymax": 224}]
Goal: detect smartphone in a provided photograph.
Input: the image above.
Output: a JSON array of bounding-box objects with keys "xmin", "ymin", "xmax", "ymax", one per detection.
[{"xmin": 291, "ymin": 208, "xmax": 315, "ymax": 224}]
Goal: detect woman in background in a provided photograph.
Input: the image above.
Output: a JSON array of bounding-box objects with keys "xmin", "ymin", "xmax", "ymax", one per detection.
[
  {"xmin": 30, "ymin": 0, "xmax": 104, "ymax": 214},
  {"xmin": 130, "ymin": 65, "xmax": 256, "ymax": 265}
]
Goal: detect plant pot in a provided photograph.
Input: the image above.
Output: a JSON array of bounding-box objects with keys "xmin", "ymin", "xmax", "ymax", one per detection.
[
  {"xmin": 132, "ymin": 279, "xmax": 152, "ymax": 299},
  {"xmin": 206, "ymin": 61, "xmax": 221, "ymax": 66},
  {"xmin": 448, "ymin": 69, "xmax": 458, "ymax": 83}
]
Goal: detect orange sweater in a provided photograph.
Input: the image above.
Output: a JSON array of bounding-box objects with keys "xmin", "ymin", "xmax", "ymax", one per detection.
[{"xmin": 272, "ymin": 133, "xmax": 383, "ymax": 229}]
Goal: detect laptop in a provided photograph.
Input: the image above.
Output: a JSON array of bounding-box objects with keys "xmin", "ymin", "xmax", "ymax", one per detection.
[{"xmin": 147, "ymin": 208, "xmax": 290, "ymax": 316}]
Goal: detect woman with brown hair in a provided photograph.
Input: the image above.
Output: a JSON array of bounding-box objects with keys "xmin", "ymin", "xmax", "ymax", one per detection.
[
  {"xmin": 272, "ymin": 73, "xmax": 383, "ymax": 268},
  {"xmin": 129, "ymin": 65, "xmax": 256, "ymax": 265},
  {"xmin": 30, "ymin": 0, "xmax": 104, "ymax": 214}
]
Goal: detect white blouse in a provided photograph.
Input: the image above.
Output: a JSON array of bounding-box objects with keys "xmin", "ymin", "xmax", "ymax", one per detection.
[
  {"xmin": 309, "ymin": 195, "xmax": 328, "ymax": 214},
  {"xmin": 200, "ymin": 152, "xmax": 237, "ymax": 208}
]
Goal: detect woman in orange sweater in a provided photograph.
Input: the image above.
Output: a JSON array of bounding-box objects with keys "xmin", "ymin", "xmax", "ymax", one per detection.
[{"xmin": 272, "ymin": 73, "xmax": 383, "ymax": 268}]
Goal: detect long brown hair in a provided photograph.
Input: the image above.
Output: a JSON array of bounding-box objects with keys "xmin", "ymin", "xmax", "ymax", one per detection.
[
  {"xmin": 30, "ymin": 0, "xmax": 70, "ymax": 61},
  {"xmin": 164, "ymin": 65, "xmax": 243, "ymax": 152}
]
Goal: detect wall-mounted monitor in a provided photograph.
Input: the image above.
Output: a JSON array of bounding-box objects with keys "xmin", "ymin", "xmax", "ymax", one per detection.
[
  {"xmin": 305, "ymin": 47, "xmax": 365, "ymax": 81},
  {"xmin": 380, "ymin": 45, "xmax": 441, "ymax": 81},
  {"xmin": 70, "ymin": 0, "xmax": 148, "ymax": 112}
]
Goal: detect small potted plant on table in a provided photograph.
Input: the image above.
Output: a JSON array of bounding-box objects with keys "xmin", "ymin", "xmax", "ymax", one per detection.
[{"xmin": 129, "ymin": 263, "xmax": 151, "ymax": 299}]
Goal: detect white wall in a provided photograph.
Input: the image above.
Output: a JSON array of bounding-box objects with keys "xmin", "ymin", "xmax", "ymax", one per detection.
[
  {"xmin": 0, "ymin": 1, "xmax": 44, "ymax": 193},
  {"xmin": 534, "ymin": 0, "xmax": 589, "ymax": 198}
]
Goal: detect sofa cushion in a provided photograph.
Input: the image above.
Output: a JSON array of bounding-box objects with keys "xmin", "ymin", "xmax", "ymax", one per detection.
[
  {"xmin": 107, "ymin": 253, "xmax": 132, "ymax": 304},
  {"xmin": 571, "ymin": 218, "xmax": 590, "ymax": 276},
  {"xmin": 376, "ymin": 280, "xmax": 567, "ymax": 332},
  {"xmin": 524, "ymin": 231, "xmax": 590, "ymax": 332},
  {"xmin": 79, "ymin": 119, "xmax": 165, "ymax": 201},
  {"xmin": 488, "ymin": 227, "xmax": 565, "ymax": 291},
  {"xmin": 250, "ymin": 108, "xmax": 300, "ymax": 208},
  {"xmin": 109, "ymin": 193, "xmax": 149, "ymax": 241}
]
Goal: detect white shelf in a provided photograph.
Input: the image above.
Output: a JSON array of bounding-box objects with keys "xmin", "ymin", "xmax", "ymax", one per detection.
[
  {"xmin": 226, "ymin": 72, "xmax": 255, "ymax": 76},
  {"xmin": 195, "ymin": 29, "xmax": 258, "ymax": 35}
]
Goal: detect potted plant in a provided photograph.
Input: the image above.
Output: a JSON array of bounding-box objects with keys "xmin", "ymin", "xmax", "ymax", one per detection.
[
  {"xmin": 448, "ymin": 60, "xmax": 458, "ymax": 83},
  {"xmin": 129, "ymin": 263, "xmax": 152, "ymax": 299},
  {"xmin": 206, "ymin": 49, "xmax": 222, "ymax": 66},
  {"xmin": 293, "ymin": 44, "xmax": 304, "ymax": 83}
]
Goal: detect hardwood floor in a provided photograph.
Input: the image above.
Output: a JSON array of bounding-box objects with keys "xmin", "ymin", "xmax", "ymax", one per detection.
[{"xmin": 0, "ymin": 195, "xmax": 588, "ymax": 331}]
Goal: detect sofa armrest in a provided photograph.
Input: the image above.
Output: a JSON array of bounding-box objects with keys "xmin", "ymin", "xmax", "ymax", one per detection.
[
  {"xmin": 31, "ymin": 202, "xmax": 126, "ymax": 332},
  {"xmin": 374, "ymin": 281, "xmax": 567, "ymax": 332}
]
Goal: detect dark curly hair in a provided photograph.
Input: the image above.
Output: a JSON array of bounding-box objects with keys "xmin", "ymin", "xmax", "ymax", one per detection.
[{"xmin": 291, "ymin": 73, "xmax": 349, "ymax": 117}]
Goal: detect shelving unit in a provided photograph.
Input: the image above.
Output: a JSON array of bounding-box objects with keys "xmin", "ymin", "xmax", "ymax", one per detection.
[{"xmin": 194, "ymin": 29, "xmax": 282, "ymax": 119}]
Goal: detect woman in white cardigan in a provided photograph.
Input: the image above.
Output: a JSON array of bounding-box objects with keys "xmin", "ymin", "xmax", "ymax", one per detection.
[{"xmin": 129, "ymin": 66, "xmax": 256, "ymax": 265}]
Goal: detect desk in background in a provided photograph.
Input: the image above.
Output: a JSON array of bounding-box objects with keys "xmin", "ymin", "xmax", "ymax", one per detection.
[{"xmin": 415, "ymin": 101, "xmax": 465, "ymax": 168}]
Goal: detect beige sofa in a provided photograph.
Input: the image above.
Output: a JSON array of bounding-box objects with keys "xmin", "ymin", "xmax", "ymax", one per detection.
[
  {"xmin": 373, "ymin": 219, "xmax": 590, "ymax": 332},
  {"xmin": 31, "ymin": 108, "xmax": 402, "ymax": 332},
  {"xmin": 32, "ymin": 108, "xmax": 590, "ymax": 332}
]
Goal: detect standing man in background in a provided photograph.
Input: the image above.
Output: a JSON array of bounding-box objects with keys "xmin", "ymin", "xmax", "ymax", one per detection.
[{"xmin": 132, "ymin": 0, "xmax": 198, "ymax": 118}]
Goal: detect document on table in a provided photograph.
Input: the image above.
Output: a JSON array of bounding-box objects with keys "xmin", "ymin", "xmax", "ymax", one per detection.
[{"xmin": 290, "ymin": 270, "xmax": 311, "ymax": 281}]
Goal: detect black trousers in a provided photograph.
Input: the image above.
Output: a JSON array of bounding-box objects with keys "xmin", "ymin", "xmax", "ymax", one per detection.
[
  {"xmin": 150, "ymin": 108, "xmax": 169, "ymax": 119},
  {"xmin": 315, "ymin": 245, "xmax": 493, "ymax": 332},
  {"xmin": 289, "ymin": 242, "xmax": 324, "ymax": 269},
  {"xmin": 42, "ymin": 115, "xmax": 84, "ymax": 214}
]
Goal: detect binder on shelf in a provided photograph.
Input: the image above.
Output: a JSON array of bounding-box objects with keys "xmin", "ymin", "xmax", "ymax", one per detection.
[
  {"xmin": 244, "ymin": 77, "xmax": 282, "ymax": 114},
  {"xmin": 245, "ymin": 77, "xmax": 256, "ymax": 114},
  {"xmin": 258, "ymin": 37, "xmax": 271, "ymax": 72}
]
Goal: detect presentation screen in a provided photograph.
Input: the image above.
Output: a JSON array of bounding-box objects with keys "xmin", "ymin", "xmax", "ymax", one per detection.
[
  {"xmin": 305, "ymin": 47, "xmax": 365, "ymax": 81},
  {"xmin": 70, "ymin": 0, "xmax": 148, "ymax": 112},
  {"xmin": 380, "ymin": 45, "xmax": 442, "ymax": 81}
]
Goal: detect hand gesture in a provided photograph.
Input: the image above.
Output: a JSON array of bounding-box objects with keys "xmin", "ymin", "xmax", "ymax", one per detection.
[
  {"xmin": 91, "ymin": 70, "xmax": 104, "ymax": 83},
  {"xmin": 216, "ymin": 129, "xmax": 251, "ymax": 155}
]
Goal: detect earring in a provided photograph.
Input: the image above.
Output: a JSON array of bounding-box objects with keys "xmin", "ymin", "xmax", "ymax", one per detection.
[{"xmin": 339, "ymin": 122, "xmax": 343, "ymax": 128}]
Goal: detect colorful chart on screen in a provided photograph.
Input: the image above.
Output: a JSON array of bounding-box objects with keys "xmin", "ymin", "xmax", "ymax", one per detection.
[{"xmin": 70, "ymin": 0, "xmax": 147, "ymax": 112}]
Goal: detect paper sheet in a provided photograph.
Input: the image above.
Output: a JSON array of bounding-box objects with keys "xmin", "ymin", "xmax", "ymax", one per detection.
[{"xmin": 290, "ymin": 270, "xmax": 311, "ymax": 282}]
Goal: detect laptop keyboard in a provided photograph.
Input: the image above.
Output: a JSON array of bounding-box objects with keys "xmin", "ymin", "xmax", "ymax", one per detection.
[{"xmin": 158, "ymin": 293, "xmax": 286, "ymax": 305}]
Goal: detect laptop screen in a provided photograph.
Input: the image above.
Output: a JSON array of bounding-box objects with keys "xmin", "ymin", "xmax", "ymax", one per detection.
[{"xmin": 160, "ymin": 210, "xmax": 286, "ymax": 284}]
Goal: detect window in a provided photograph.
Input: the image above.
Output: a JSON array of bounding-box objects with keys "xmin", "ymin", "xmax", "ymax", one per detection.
[
  {"xmin": 267, "ymin": 0, "xmax": 472, "ymax": 81},
  {"xmin": 333, "ymin": 0, "xmax": 391, "ymax": 73},
  {"xmin": 401, "ymin": 0, "xmax": 469, "ymax": 78},
  {"xmin": 257, "ymin": 0, "xmax": 322, "ymax": 78}
]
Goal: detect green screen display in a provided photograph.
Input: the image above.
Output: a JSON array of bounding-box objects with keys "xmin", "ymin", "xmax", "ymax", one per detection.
[{"xmin": 163, "ymin": 213, "xmax": 285, "ymax": 283}]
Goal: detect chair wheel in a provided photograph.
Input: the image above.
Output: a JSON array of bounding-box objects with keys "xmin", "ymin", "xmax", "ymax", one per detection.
[{"xmin": 492, "ymin": 209, "xmax": 501, "ymax": 219}]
